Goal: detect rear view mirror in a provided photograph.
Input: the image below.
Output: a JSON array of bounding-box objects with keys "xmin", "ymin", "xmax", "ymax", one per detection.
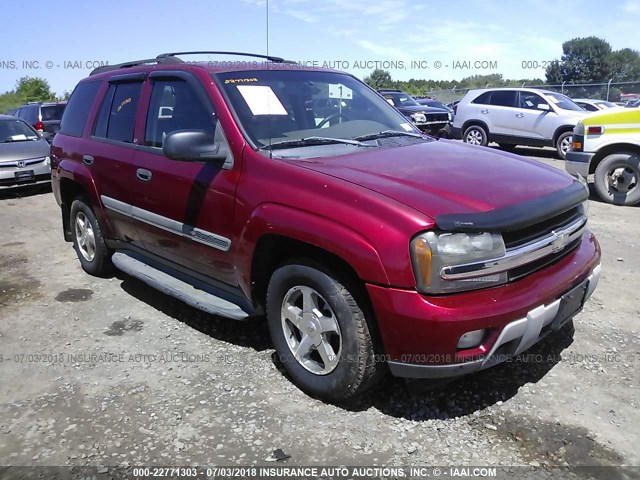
[{"xmin": 162, "ymin": 130, "xmax": 227, "ymax": 162}]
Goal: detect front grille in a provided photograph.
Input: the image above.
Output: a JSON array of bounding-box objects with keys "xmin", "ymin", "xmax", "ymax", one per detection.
[
  {"xmin": 425, "ymin": 113, "xmax": 449, "ymax": 122},
  {"xmin": 503, "ymin": 206, "xmax": 581, "ymax": 249},
  {"xmin": 504, "ymin": 206, "xmax": 584, "ymax": 281},
  {"xmin": 0, "ymin": 157, "xmax": 46, "ymax": 169},
  {"xmin": 508, "ymin": 237, "xmax": 581, "ymax": 281}
]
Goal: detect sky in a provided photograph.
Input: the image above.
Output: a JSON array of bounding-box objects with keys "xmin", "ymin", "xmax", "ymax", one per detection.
[{"xmin": 1, "ymin": 0, "xmax": 639, "ymax": 96}]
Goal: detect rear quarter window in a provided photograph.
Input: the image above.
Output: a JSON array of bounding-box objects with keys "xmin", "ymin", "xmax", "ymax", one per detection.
[
  {"xmin": 471, "ymin": 92, "xmax": 492, "ymax": 105},
  {"xmin": 60, "ymin": 81, "xmax": 101, "ymax": 137}
]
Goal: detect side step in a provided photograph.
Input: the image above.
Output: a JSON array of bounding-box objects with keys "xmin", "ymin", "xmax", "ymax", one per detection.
[{"xmin": 111, "ymin": 252, "xmax": 250, "ymax": 320}]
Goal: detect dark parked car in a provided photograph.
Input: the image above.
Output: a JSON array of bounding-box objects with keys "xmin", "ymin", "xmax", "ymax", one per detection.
[
  {"xmin": 51, "ymin": 51, "xmax": 600, "ymax": 402},
  {"xmin": 378, "ymin": 89, "xmax": 451, "ymax": 135},
  {"xmin": 0, "ymin": 115, "xmax": 51, "ymax": 189},
  {"xmin": 13, "ymin": 102, "xmax": 66, "ymax": 142}
]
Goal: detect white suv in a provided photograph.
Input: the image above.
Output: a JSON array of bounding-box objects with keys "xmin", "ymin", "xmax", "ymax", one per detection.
[{"xmin": 452, "ymin": 88, "xmax": 588, "ymax": 159}]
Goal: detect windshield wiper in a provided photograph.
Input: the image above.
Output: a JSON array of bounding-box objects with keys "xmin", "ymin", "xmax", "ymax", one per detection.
[
  {"xmin": 353, "ymin": 130, "xmax": 423, "ymax": 141},
  {"xmin": 260, "ymin": 136, "xmax": 374, "ymax": 150}
]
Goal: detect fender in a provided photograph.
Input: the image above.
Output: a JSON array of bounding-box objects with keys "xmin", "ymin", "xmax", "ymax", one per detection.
[
  {"xmin": 56, "ymin": 159, "xmax": 114, "ymax": 238},
  {"xmin": 235, "ymin": 203, "xmax": 391, "ymax": 295}
]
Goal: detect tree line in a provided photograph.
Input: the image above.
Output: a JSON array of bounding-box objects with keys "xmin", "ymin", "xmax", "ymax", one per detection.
[{"xmin": 364, "ymin": 36, "xmax": 640, "ymax": 100}]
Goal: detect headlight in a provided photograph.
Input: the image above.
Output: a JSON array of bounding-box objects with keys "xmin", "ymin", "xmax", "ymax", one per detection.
[
  {"xmin": 410, "ymin": 231, "xmax": 507, "ymax": 294},
  {"xmin": 410, "ymin": 113, "xmax": 426, "ymax": 123},
  {"xmin": 44, "ymin": 156, "xmax": 51, "ymax": 166},
  {"xmin": 576, "ymin": 175, "xmax": 589, "ymax": 216}
]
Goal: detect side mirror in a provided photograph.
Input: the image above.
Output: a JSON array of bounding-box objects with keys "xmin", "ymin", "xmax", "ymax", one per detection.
[
  {"xmin": 162, "ymin": 130, "xmax": 227, "ymax": 162},
  {"xmin": 537, "ymin": 103, "xmax": 551, "ymax": 111}
]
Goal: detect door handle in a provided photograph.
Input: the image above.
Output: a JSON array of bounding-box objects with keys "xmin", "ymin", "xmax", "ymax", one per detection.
[
  {"xmin": 82, "ymin": 155, "xmax": 94, "ymax": 166},
  {"xmin": 136, "ymin": 168, "xmax": 153, "ymax": 182},
  {"xmin": 480, "ymin": 109, "xmax": 489, "ymax": 114},
  {"xmin": 515, "ymin": 113, "xmax": 524, "ymax": 118}
]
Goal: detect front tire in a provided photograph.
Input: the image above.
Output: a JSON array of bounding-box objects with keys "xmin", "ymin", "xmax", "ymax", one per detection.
[
  {"xmin": 463, "ymin": 125, "xmax": 488, "ymax": 146},
  {"xmin": 594, "ymin": 152, "xmax": 640, "ymax": 206},
  {"xmin": 266, "ymin": 263, "xmax": 382, "ymax": 402},
  {"xmin": 556, "ymin": 131, "xmax": 573, "ymax": 159},
  {"xmin": 70, "ymin": 198, "xmax": 112, "ymax": 276}
]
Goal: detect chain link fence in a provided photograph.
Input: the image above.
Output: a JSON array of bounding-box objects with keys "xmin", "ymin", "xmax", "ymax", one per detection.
[{"xmin": 425, "ymin": 80, "xmax": 640, "ymax": 105}]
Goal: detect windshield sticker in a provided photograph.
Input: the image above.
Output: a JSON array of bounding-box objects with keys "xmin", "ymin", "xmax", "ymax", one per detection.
[
  {"xmin": 224, "ymin": 78, "xmax": 258, "ymax": 84},
  {"xmin": 400, "ymin": 122, "xmax": 413, "ymax": 131},
  {"xmin": 237, "ymin": 85, "xmax": 288, "ymax": 116},
  {"xmin": 328, "ymin": 84, "xmax": 353, "ymax": 99}
]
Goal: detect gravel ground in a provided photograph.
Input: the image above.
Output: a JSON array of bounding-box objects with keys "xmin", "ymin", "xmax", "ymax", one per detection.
[{"xmin": 0, "ymin": 146, "xmax": 638, "ymax": 478}]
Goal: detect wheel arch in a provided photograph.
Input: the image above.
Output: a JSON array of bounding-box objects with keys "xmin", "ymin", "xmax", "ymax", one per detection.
[
  {"xmin": 589, "ymin": 143, "xmax": 640, "ymax": 174},
  {"xmin": 461, "ymin": 120, "xmax": 490, "ymax": 137},
  {"xmin": 552, "ymin": 126, "xmax": 575, "ymax": 144}
]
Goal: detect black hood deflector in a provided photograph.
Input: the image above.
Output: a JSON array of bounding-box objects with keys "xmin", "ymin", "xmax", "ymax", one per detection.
[{"xmin": 435, "ymin": 180, "xmax": 588, "ymax": 233}]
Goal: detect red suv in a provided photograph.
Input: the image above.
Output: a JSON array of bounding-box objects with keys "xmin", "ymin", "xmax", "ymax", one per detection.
[{"xmin": 51, "ymin": 52, "xmax": 601, "ymax": 402}]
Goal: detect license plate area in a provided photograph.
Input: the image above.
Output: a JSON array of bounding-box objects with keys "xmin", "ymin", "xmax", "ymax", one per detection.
[
  {"xmin": 14, "ymin": 170, "xmax": 35, "ymax": 182},
  {"xmin": 550, "ymin": 280, "xmax": 588, "ymax": 331}
]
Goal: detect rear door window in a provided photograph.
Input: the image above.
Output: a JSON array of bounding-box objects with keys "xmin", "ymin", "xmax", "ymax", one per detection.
[
  {"xmin": 93, "ymin": 82, "xmax": 143, "ymax": 143},
  {"xmin": 488, "ymin": 91, "xmax": 517, "ymax": 107}
]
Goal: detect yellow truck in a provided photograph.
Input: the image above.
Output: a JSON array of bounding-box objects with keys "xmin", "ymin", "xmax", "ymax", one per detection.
[{"xmin": 566, "ymin": 109, "xmax": 640, "ymax": 206}]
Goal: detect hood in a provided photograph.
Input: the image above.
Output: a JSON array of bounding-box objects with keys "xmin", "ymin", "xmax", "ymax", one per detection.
[
  {"xmin": 0, "ymin": 139, "xmax": 50, "ymax": 163},
  {"xmin": 556, "ymin": 109, "xmax": 588, "ymax": 119},
  {"xmin": 398, "ymin": 105, "xmax": 446, "ymax": 114},
  {"xmin": 581, "ymin": 108, "xmax": 640, "ymax": 125},
  {"xmin": 289, "ymin": 140, "xmax": 575, "ymax": 219}
]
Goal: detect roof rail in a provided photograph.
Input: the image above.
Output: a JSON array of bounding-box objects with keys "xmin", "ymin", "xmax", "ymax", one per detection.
[
  {"xmin": 90, "ymin": 56, "xmax": 184, "ymax": 76},
  {"xmin": 156, "ymin": 51, "xmax": 290, "ymax": 63}
]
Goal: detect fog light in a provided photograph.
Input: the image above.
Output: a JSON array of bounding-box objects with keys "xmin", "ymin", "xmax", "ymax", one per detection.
[{"xmin": 457, "ymin": 329, "xmax": 485, "ymax": 349}]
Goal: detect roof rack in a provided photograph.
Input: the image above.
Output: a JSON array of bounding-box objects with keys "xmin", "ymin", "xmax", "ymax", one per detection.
[
  {"xmin": 90, "ymin": 51, "xmax": 294, "ymax": 76},
  {"xmin": 90, "ymin": 56, "xmax": 184, "ymax": 76},
  {"xmin": 156, "ymin": 51, "xmax": 289, "ymax": 63}
]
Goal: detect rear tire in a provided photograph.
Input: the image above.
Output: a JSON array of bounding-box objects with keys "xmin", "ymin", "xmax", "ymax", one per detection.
[
  {"xmin": 463, "ymin": 125, "xmax": 488, "ymax": 146},
  {"xmin": 556, "ymin": 131, "xmax": 573, "ymax": 159},
  {"xmin": 594, "ymin": 152, "xmax": 640, "ymax": 206},
  {"xmin": 266, "ymin": 262, "xmax": 382, "ymax": 403},
  {"xmin": 70, "ymin": 198, "xmax": 112, "ymax": 276}
]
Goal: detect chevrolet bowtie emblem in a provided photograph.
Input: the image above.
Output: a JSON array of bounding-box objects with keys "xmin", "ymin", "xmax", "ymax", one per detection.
[{"xmin": 551, "ymin": 231, "xmax": 570, "ymax": 253}]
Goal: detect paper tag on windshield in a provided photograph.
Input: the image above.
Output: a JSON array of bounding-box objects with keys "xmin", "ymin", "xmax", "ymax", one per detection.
[
  {"xmin": 237, "ymin": 85, "xmax": 288, "ymax": 115},
  {"xmin": 400, "ymin": 123, "xmax": 413, "ymax": 131},
  {"xmin": 10, "ymin": 134, "xmax": 28, "ymax": 141}
]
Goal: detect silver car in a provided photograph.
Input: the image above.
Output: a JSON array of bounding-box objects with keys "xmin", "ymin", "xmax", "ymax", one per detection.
[
  {"xmin": 0, "ymin": 115, "xmax": 51, "ymax": 189},
  {"xmin": 451, "ymin": 88, "xmax": 588, "ymax": 159}
]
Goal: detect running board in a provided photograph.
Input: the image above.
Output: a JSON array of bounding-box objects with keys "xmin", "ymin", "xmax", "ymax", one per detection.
[{"xmin": 111, "ymin": 252, "xmax": 250, "ymax": 320}]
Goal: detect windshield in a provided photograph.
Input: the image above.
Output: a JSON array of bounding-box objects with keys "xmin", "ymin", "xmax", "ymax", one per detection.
[
  {"xmin": 596, "ymin": 101, "xmax": 617, "ymax": 108},
  {"xmin": 216, "ymin": 70, "xmax": 421, "ymax": 154},
  {"xmin": 383, "ymin": 92, "xmax": 420, "ymax": 107},
  {"xmin": 543, "ymin": 92, "xmax": 584, "ymax": 111},
  {"xmin": 0, "ymin": 119, "xmax": 40, "ymax": 143}
]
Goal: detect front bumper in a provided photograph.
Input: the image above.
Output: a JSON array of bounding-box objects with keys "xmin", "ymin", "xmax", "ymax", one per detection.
[
  {"xmin": 565, "ymin": 150, "xmax": 594, "ymax": 177},
  {"xmin": 387, "ymin": 264, "xmax": 600, "ymax": 379},
  {"xmin": 0, "ymin": 161, "xmax": 51, "ymax": 189},
  {"xmin": 367, "ymin": 232, "xmax": 601, "ymax": 379}
]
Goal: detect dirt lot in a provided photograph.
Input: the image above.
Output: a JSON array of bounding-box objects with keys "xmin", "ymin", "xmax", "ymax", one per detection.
[{"xmin": 0, "ymin": 147, "xmax": 638, "ymax": 477}]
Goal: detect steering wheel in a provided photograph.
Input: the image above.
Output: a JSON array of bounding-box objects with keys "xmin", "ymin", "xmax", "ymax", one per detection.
[{"xmin": 316, "ymin": 113, "xmax": 350, "ymax": 128}]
